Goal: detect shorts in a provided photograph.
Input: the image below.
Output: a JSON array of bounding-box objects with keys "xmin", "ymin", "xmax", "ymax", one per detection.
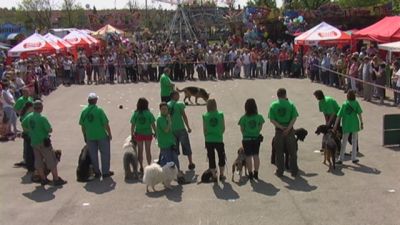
[
  {"xmin": 33, "ymin": 144, "xmax": 58, "ymax": 170},
  {"xmin": 242, "ymin": 139, "xmax": 261, "ymax": 156},
  {"xmin": 173, "ymin": 129, "xmax": 192, "ymax": 156},
  {"xmin": 134, "ymin": 134, "xmax": 153, "ymax": 142}
]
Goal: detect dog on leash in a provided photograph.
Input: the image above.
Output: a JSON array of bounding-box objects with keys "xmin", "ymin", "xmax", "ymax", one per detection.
[
  {"xmin": 32, "ymin": 149, "xmax": 62, "ymax": 183},
  {"xmin": 177, "ymin": 86, "xmax": 210, "ymax": 105},
  {"xmin": 123, "ymin": 136, "xmax": 139, "ymax": 180},
  {"xmin": 231, "ymin": 147, "xmax": 247, "ymax": 181},
  {"xmin": 143, "ymin": 162, "xmax": 178, "ymax": 192},
  {"xmin": 76, "ymin": 145, "xmax": 93, "ymax": 182},
  {"xmin": 271, "ymin": 128, "xmax": 308, "ymax": 169},
  {"xmin": 315, "ymin": 125, "xmax": 340, "ymax": 170}
]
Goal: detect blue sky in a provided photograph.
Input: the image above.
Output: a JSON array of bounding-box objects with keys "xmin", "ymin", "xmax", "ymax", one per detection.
[{"xmin": 0, "ymin": 0, "xmax": 283, "ymax": 9}]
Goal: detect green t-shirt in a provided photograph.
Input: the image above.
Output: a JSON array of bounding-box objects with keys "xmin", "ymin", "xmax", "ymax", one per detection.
[
  {"xmin": 14, "ymin": 96, "xmax": 33, "ymax": 112},
  {"xmin": 130, "ymin": 110, "xmax": 156, "ymax": 135},
  {"xmin": 21, "ymin": 112, "xmax": 51, "ymax": 146},
  {"xmin": 337, "ymin": 100, "xmax": 363, "ymax": 133},
  {"xmin": 20, "ymin": 111, "xmax": 32, "ymax": 123},
  {"xmin": 79, "ymin": 105, "xmax": 109, "ymax": 141},
  {"xmin": 156, "ymin": 115, "xmax": 176, "ymax": 149},
  {"xmin": 168, "ymin": 100, "xmax": 186, "ymax": 131},
  {"xmin": 238, "ymin": 114, "xmax": 265, "ymax": 140},
  {"xmin": 319, "ymin": 96, "xmax": 340, "ymax": 116},
  {"xmin": 160, "ymin": 74, "xmax": 172, "ymax": 97},
  {"xmin": 203, "ymin": 111, "xmax": 224, "ymax": 143},
  {"xmin": 268, "ymin": 99, "xmax": 299, "ymax": 127}
]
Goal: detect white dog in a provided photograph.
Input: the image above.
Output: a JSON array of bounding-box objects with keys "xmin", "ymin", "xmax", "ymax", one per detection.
[
  {"xmin": 143, "ymin": 162, "xmax": 178, "ymax": 192},
  {"xmin": 123, "ymin": 136, "xmax": 139, "ymax": 180}
]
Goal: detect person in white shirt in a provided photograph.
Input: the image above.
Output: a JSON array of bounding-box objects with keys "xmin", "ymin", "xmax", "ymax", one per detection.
[
  {"xmin": 1, "ymin": 82, "xmax": 17, "ymax": 135},
  {"xmin": 242, "ymin": 50, "xmax": 251, "ymax": 78}
]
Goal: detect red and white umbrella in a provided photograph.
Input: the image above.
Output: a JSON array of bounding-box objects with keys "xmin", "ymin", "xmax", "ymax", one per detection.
[
  {"xmin": 8, "ymin": 33, "xmax": 61, "ymax": 58},
  {"xmin": 44, "ymin": 33, "xmax": 73, "ymax": 51}
]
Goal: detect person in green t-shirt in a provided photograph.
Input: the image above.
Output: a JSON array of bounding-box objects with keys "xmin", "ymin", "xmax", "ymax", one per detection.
[
  {"xmin": 130, "ymin": 97, "xmax": 156, "ymax": 173},
  {"xmin": 14, "ymin": 88, "xmax": 33, "ymax": 116},
  {"xmin": 238, "ymin": 98, "xmax": 265, "ymax": 180},
  {"xmin": 334, "ymin": 90, "xmax": 363, "ymax": 164},
  {"xmin": 79, "ymin": 93, "xmax": 113, "ymax": 178},
  {"xmin": 313, "ymin": 90, "xmax": 340, "ymax": 126},
  {"xmin": 168, "ymin": 91, "xmax": 195, "ymax": 170},
  {"xmin": 21, "ymin": 100, "xmax": 66, "ymax": 186},
  {"xmin": 156, "ymin": 102, "xmax": 185, "ymax": 184},
  {"xmin": 160, "ymin": 67, "xmax": 175, "ymax": 103},
  {"xmin": 202, "ymin": 99, "xmax": 226, "ymax": 181},
  {"xmin": 268, "ymin": 88, "xmax": 299, "ymax": 177},
  {"xmin": 17, "ymin": 101, "xmax": 35, "ymax": 172}
]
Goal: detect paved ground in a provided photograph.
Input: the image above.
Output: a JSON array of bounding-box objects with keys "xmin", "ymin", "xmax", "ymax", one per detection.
[{"xmin": 1, "ymin": 78, "xmax": 400, "ymax": 225}]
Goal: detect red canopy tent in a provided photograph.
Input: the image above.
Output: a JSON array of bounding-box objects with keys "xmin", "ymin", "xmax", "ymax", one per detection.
[
  {"xmin": 353, "ymin": 16, "xmax": 400, "ymax": 43},
  {"xmin": 8, "ymin": 33, "xmax": 61, "ymax": 58}
]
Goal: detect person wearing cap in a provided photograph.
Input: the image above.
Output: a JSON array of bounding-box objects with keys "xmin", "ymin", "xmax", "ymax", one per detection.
[
  {"xmin": 21, "ymin": 100, "xmax": 67, "ymax": 186},
  {"xmin": 160, "ymin": 67, "xmax": 174, "ymax": 103},
  {"xmin": 79, "ymin": 93, "xmax": 113, "ymax": 178}
]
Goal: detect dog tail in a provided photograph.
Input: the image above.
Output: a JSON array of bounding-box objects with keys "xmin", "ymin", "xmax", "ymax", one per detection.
[{"xmin": 176, "ymin": 87, "xmax": 184, "ymax": 92}]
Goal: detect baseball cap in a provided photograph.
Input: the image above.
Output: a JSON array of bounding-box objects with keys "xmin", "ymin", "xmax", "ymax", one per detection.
[{"xmin": 88, "ymin": 92, "xmax": 98, "ymax": 100}]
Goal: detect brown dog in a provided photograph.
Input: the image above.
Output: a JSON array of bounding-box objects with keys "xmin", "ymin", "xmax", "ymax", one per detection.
[
  {"xmin": 315, "ymin": 125, "xmax": 339, "ymax": 171},
  {"xmin": 177, "ymin": 86, "xmax": 209, "ymax": 105},
  {"xmin": 231, "ymin": 147, "xmax": 247, "ymax": 181}
]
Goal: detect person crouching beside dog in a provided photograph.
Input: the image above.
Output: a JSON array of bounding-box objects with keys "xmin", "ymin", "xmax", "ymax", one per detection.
[
  {"xmin": 79, "ymin": 93, "xmax": 114, "ymax": 179},
  {"xmin": 130, "ymin": 97, "xmax": 156, "ymax": 174},
  {"xmin": 156, "ymin": 102, "xmax": 185, "ymax": 184},
  {"xmin": 333, "ymin": 90, "xmax": 363, "ymax": 164},
  {"xmin": 268, "ymin": 88, "xmax": 299, "ymax": 177},
  {"xmin": 21, "ymin": 100, "xmax": 67, "ymax": 186},
  {"xmin": 202, "ymin": 99, "xmax": 226, "ymax": 182},
  {"xmin": 238, "ymin": 98, "xmax": 265, "ymax": 180},
  {"xmin": 168, "ymin": 91, "xmax": 196, "ymax": 170}
]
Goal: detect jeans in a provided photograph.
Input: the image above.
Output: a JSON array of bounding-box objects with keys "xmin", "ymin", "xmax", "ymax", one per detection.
[
  {"xmin": 243, "ymin": 64, "xmax": 251, "ymax": 78},
  {"xmin": 87, "ymin": 138, "xmax": 111, "ymax": 175},
  {"xmin": 339, "ymin": 132, "xmax": 358, "ymax": 161},
  {"xmin": 394, "ymin": 85, "xmax": 400, "ymax": 104},
  {"xmin": 23, "ymin": 134, "xmax": 35, "ymax": 171},
  {"xmin": 173, "ymin": 129, "xmax": 192, "ymax": 156},
  {"xmin": 159, "ymin": 147, "xmax": 180, "ymax": 170}
]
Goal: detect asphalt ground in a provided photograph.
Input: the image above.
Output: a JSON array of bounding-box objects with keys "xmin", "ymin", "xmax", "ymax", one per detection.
[{"xmin": 1, "ymin": 77, "xmax": 399, "ymax": 225}]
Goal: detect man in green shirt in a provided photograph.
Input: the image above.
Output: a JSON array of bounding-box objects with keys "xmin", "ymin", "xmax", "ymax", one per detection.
[
  {"xmin": 268, "ymin": 88, "xmax": 299, "ymax": 177},
  {"xmin": 79, "ymin": 93, "xmax": 113, "ymax": 179},
  {"xmin": 21, "ymin": 100, "xmax": 67, "ymax": 186},
  {"xmin": 313, "ymin": 90, "xmax": 340, "ymax": 126},
  {"xmin": 14, "ymin": 88, "xmax": 33, "ymax": 116},
  {"xmin": 160, "ymin": 67, "xmax": 175, "ymax": 103},
  {"xmin": 168, "ymin": 91, "xmax": 195, "ymax": 170}
]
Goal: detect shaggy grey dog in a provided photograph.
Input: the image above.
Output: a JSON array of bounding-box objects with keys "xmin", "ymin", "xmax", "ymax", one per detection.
[{"xmin": 123, "ymin": 136, "xmax": 139, "ymax": 180}]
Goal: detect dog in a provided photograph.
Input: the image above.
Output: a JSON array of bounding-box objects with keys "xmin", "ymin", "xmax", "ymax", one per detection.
[
  {"xmin": 123, "ymin": 136, "xmax": 139, "ymax": 180},
  {"xmin": 32, "ymin": 149, "xmax": 62, "ymax": 183},
  {"xmin": 143, "ymin": 162, "xmax": 178, "ymax": 192},
  {"xmin": 200, "ymin": 169, "xmax": 215, "ymax": 183},
  {"xmin": 315, "ymin": 125, "xmax": 340, "ymax": 170},
  {"xmin": 177, "ymin": 86, "xmax": 210, "ymax": 105},
  {"xmin": 76, "ymin": 145, "xmax": 93, "ymax": 182},
  {"xmin": 271, "ymin": 128, "xmax": 308, "ymax": 170},
  {"xmin": 231, "ymin": 147, "xmax": 247, "ymax": 181}
]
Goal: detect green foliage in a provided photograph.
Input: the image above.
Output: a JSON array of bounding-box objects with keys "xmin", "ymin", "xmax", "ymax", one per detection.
[
  {"xmin": 247, "ymin": 0, "xmax": 277, "ymax": 8},
  {"xmin": 285, "ymin": 0, "xmax": 330, "ymax": 10},
  {"xmin": 18, "ymin": 0, "xmax": 53, "ymax": 30},
  {"xmin": 59, "ymin": 1, "xmax": 88, "ymax": 28},
  {"xmin": 335, "ymin": 0, "xmax": 388, "ymax": 8}
]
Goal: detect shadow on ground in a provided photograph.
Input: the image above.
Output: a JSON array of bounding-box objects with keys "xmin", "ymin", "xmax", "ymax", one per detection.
[
  {"xmin": 83, "ymin": 177, "xmax": 116, "ymax": 194},
  {"xmin": 145, "ymin": 185, "xmax": 183, "ymax": 202},
  {"xmin": 22, "ymin": 186, "xmax": 61, "ymax": 202},
  {"xmin": 213, "ymin": 181, "xmax": 240, "ymax": 200}
]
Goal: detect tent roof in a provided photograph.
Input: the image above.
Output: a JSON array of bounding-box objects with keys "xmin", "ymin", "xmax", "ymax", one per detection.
[
  {"xmin": 93, "ymin": 24, "xmax": 125, "ymax": 36},
  {"xmin": 353, "ymin": 16, "xmax": 400, "ymax": 43},
  {"xmin": 378, "ymin": 41, "xmax": 400, "ymax": 52},
  {"xmin": 8, "ymin": 33, "xmax": 61, "ymax": 57},
  {"xmin": 63, "ymin": 30, "xmax": 93, "ymax": 46},
  {"xmin": 294, "ymin": 22, "xmax": 351, "ymax": 46},
  {"xmin": 44, "ymin": 33, "xmax": 73, "ymax": 49}
]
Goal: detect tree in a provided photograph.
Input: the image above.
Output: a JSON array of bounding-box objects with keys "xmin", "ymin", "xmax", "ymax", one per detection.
[
  {"xmin": 247, "ymin": 0, "xmax": 277, "ymax": 8},
  {"xmin": 60, "ymin": 1, "xmax": 88, "ymax": 28},
  {"xmin": 336, "ymin": 0, "xmax": 388, "ymax": 8},
  {"xmin": 126, "ymin": 0, "xmax": 138, "ymax": 12},
  {"xmin": 18, "ymin": 0, "xmax": 54, "ymax": 30},
  {"xmin": 284, "ymin": 0, "xmax": 330, "ymax": 10},
  {"xmin": 92, "ymin": 5, "xmax": 97, "ymax": 14}
]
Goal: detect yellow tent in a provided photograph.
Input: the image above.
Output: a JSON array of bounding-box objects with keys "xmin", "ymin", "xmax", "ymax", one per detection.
[{"xmin": 93, "ymin": 24, "xmax": 125, "ymax": 37}]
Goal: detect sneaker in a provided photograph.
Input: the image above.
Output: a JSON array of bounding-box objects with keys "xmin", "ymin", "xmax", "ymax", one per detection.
[
  {"xmin": 336, "ymin": 160, "xmax": 343, "ymax": 165},
  {"xmin": 291, "ymin": 172, "xmax": 298, "ymax": 177},
  {"xmin": 352, "ymin": 159, "xmax": 359, "ymax": 164},
  {"xmin": 248, "ymin": 172, "xmax": 254, "ymax": 180},
  {"xmin": 14, "ymin": 161, "xmax": 26, "ymax": 167},
  {"xmin": 102, "ymin": 171, "xmax": 114, "ymax": 178},
  {"xmin": 94, "ymin": 172, "xmax": 101, "ymax": 178},
  {"xmin": 219, "ymin": 175, "xmax": 226, "ymax": 182},
  {"xmin": 53, "ymin": 177, "xmax": 67, "ymax": 186},
  {"xmin": 41, "ymin": 178, "xmax": 50, "ymax": 186},
  {"xmin": 253, "ymin": 171, "xmax": 259, "ymax": 180},
  {"xmin": 188, "ymin": 163, "xmax": 195, "ymax": 170}
]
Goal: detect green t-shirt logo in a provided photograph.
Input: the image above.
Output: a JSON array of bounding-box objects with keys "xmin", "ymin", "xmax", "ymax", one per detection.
[
  {"xmin": 345, "ymin": 105, "xmax": 354, "ymax": 115},
  {"xmin": 209, "ymin": 117, "xmax": 218, "ymax": 127},
  {"xmin": 137, "ymin": 115, "xmax": 146, "ymax": 125},
  {"xmin": 248, "ymin": 120, "xmax": 257, "ymax": 129},
  {"xmin": 277, "ymin": 107, "xmax": 287, "ymax": 117},
  {"xmin": 87, "ymin": 113, "xmax": 94, "ymax": 122}
]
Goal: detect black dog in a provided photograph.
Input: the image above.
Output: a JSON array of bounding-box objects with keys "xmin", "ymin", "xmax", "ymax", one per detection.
[
  {"xmin": 76, "ymin": 145, "xmax": 93, "ymax": 182},
  {"xmin": 271, "ymin": 128, "xmax": 308, "ymax": 170},
  {"xmin": 200, "ymin": 169, "xmax": 215, "ymax": 183},
  {"xmin": 315, "ymin": 125, "xmax": 341, "ymax": 170}
]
